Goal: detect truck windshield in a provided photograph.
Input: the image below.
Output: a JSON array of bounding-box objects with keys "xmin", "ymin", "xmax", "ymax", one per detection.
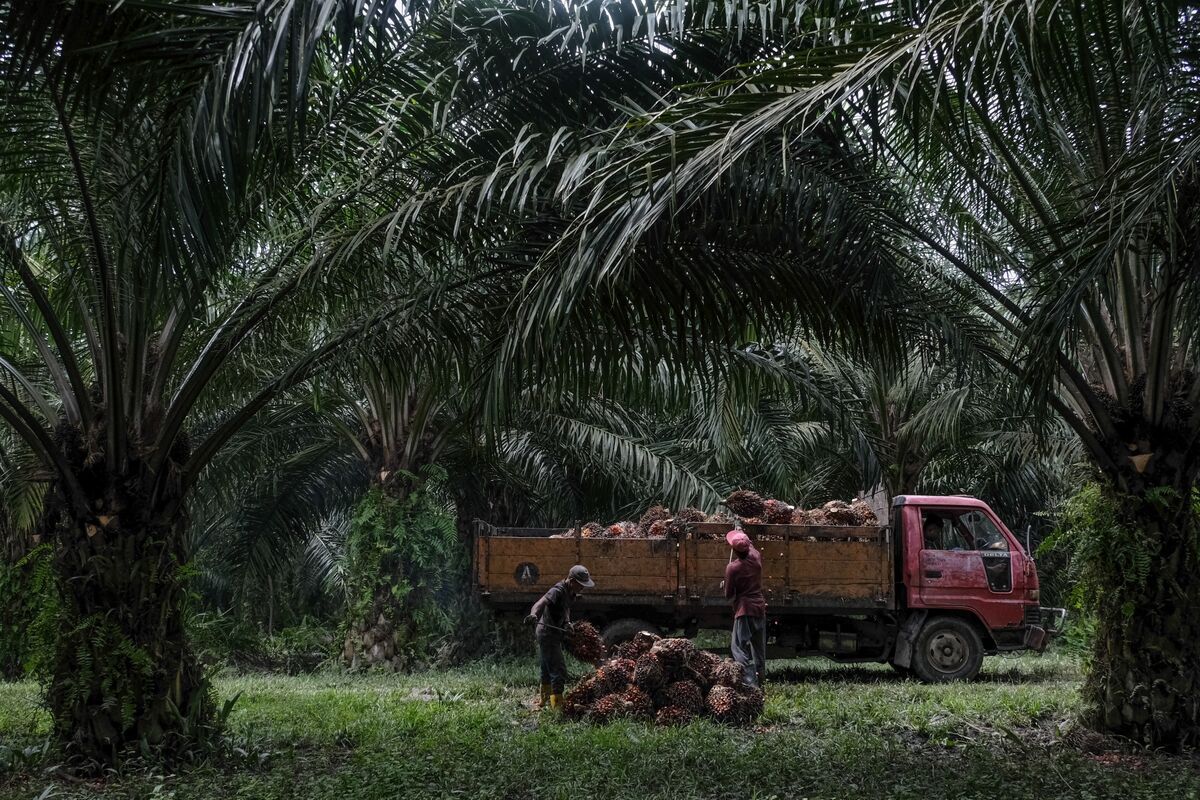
[{"xmin": 922, "ymin": 509, "xmax": 1009, "ymax": 552}]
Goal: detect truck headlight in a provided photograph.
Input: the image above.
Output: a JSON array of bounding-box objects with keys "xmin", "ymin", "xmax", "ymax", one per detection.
[{"xmin": 1028, "ymin": 589, "xmax": 1040, "ymax": 602}]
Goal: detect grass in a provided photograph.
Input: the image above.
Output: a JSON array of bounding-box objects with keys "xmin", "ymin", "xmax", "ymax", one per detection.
[{"xmin": 1, "ymin": 653, "xmax": 1197, "ymax": 799}]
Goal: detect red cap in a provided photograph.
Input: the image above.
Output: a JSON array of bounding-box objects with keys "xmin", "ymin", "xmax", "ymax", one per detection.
[{"xmin": 725, "ymin": 530, "xmax": 751, "ymax": 553}]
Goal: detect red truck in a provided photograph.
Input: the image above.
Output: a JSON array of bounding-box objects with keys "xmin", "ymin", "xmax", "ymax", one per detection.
[{"xmin": 475, "ymin": 494, "xmax": 1066, "ymax": 682}]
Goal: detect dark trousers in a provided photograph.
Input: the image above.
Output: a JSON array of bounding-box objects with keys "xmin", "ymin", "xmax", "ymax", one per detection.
[
  {"xmin": 731, "ymin": 615, "xmax": 767, "ymax": 687},
  {"xmin": 538, "ymin": 635, "xmax": 567, "ymax": 693}
]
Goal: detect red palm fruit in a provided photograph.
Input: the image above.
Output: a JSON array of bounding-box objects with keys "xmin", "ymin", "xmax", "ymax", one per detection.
[
  {"xmin": 723, "ymin": 489, "xmax": 766, "ymax": 518},
  {"xmin": 665, "ymin": 680, "xmax": 705, "ymax": 715},
  {"xmin": 632, "ymin": 652, "xmax": 665, "ymax": 690},
  {"xmin": 655, "ymin": 706, "xmax": 694, "ymax": 727},
  {"xmin": 763, "ymin": 499, "xmax": 795, "ymax": 524}
]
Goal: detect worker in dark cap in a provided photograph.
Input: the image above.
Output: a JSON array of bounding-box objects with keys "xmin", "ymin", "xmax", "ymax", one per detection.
[
  {"xmin": 525, "ymin": 564, "xmax": 595, "ymax": 709},
  {"xmin": 724, "ymin": 529, "xmax": 767, "ymax": 687}
]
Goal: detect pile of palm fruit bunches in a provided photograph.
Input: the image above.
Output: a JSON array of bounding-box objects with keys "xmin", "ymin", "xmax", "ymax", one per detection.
[
  {"xmin": 561, "ymin": 630, "xmax": 765, "ymax": 726},
  {"xmin": 549, "ymin": 490, "xmax": 879, "ymax": 540}
]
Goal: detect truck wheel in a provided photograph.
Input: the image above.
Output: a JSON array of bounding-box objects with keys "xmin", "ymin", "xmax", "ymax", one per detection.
[
  {"xmin": 911, "ymin": 617, "xmax": 983, "ymax": 683},
  {"xmin": 601, "ymin": 618, "xmax": 662, "ymax": 646}
]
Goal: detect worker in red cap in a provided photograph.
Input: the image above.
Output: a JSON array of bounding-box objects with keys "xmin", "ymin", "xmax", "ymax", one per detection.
[{"xmin": 724, "ymin": 528, "xmax": 767, "ymax": 687}]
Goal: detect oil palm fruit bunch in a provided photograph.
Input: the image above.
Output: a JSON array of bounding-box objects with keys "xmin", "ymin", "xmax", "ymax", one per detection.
[
  {"xmin": 632, "ymin": 652, "xmax": 665, "ymax": 690},
  {"xmin": 647, "ymin": 520, "xmax": 670, "ymax": 538},
  {"xmin": 581, "ymin": 522, "xmax": 605, "ymax": 538},
  {"xmin": 650, "ymin": 638, "xmax": 696, "ymax": 670},
  {"xmin": 723, "ymin": 489, "xmax": 766, "ymax": 518},
  {"xmin": 594, "ymin": 661, "xmax": 632, "ymax": 694},
  {"xmin": 706, "ymin": 685, "xmax": 739, "ymax": 722},
  {"xmin": 655, "ymin": 706, "xmax": 693, "ymax": 726},
  {"xmin": 665, "ymin": 680, "xmax": 705, "ymax": 715},
  {"xmin": 849, "ymin": 499, "xmax": 879, "ymax": 525},
  {"xmin": 666, "ymin": 507, "xmax": 707, "ymax": 538},
  {"xmin": 763, "ymin": 499, "xmax": 795, "ymax": 524},
  {"xmin": 630, "ymin": 631, "xmax": 660, "ymax": 654},
  {"xmin": 711, "ymin": 659, "xmax": 746, "ymax": 688},
  {"xmin": 588, "ymin": 694, "xmax": 622, "ymax": 723},
  {"xmin": 687, "ymin": 649, "xmax": 722, "ymax": 688},
  {"xmin": 638, "ymin": 505, "xmax": 671, "ymax": 535},
  {"xmin": 566, "ymin": 622, "xmax": 607, "ymax": 665},
  {"xmin": 617, "ymin": 686, "xmax": 655, "ymax": 720},
  {"xmin": 562, "ymin": 676, "xmax": 598, "ymax": 719},
  {"xmin": 734, "ymin": 684, "xmax": 765, "ymax": 723},
  {"xmin": 791, "ymin": 508, "xmax": 817, "ymax": 525},
  {"xmin": 822, "ymin": 500, "xmax": 859, "ymax": 526}
]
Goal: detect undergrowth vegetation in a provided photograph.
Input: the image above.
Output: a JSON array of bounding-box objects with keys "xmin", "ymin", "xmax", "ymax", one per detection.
[{"xmin": 1, "ymin": 654, "xmax": 1196, "ymax": 800}]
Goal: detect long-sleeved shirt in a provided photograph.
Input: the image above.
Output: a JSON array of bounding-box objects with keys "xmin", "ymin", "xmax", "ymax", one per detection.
[
  {"xmin": 529, "ymin": 580, "xmax": 574, "ymax": 639},
  {"xmin": 724, "ymin": 546, "xmax": 767, "ymax": 618}
]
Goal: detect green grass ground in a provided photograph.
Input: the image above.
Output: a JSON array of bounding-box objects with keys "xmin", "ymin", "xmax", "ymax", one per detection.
[{"xmin": 1, "ymin": 653, "xmax": 1197, "ymax": 799}]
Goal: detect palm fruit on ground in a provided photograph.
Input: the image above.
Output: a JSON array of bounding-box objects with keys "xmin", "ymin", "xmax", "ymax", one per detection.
[
  {"xmin": 632, "ymin": 652, "xmax": 665, "ymax": 691},
  {"xmin": 630, "ymin": 630, "xmax": 661, "ymax": 655},
  {"xmin": 655, "ymin": 706, "xmax": 694, "ymax": 727},
  {"xmin": 687, "ymin": 649, "xmax": 722, "ymax": 688},
  {"xmin": 711, "ymin": 659, "xmax": 746, "ymax": 688},
  {"xmin": 637, "ymin": 505, "xmax": 671, "ymax": 536},
  {"xmin": 706, "ymin": 684, "xmax": 739, "ymax": 722},
  {"xmin": 616, "ymin": 685, "xmax": 655, "ymax": 720},
  {"xmin": 650, "ymin": 638, "xmax": 696, "ymax": 671},
  {"xmin": 665, "ymin": 680, "xmax": 705, "ymax": 715},
  {"xmin": 763, "ymin": 499, "xmax": 795, "ymax": 524},
  {"xmin": 588, "ymin": 693, "xmax": 623, "ymax": 724},
  {"xmin": 594, "ymin": 660, "xmax": 633, "ymax": 694},
  {"xmin": 613, "ymin": 641, "xmax": 641, "ymax": 660},
  {"xmin": 562, "ymin": 676, "xmax": 598, "ymax": 719},
  {"xmin": 566, "ymin": 621, "xmax": 607, "ymax": 665},
  {"xmin": 733, "ymin": 684, "xmax": 765, "ymax": 724},
  {"xmin": 723, "ymin": 489, "xmax": 766, "ymax": 518}
]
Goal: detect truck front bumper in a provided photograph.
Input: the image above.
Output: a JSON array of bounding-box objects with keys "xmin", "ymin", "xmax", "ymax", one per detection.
[{"xmin": 1024, "ymin": 607, "xmax": 1068, "ymax": 652}]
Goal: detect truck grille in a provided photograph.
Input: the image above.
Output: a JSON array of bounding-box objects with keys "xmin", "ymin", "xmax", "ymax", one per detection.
[{"xmin": 1024, "ymin": 605, "xmax": 1042, "ymax": 627}]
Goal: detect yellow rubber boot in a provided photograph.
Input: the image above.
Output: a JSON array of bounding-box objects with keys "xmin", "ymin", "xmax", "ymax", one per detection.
[
  {"xmin": 549, "ymin": 693, "xmax": 562, "ymax": 710},
  {"xmin": 539, "ymin": 683, "xmax": 551, "ymax": 709}
]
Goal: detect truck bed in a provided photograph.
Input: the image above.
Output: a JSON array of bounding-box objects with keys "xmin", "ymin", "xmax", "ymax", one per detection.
[{"xmin": 475, "ymin": 522, "xmax": 895, "ymax": 624}]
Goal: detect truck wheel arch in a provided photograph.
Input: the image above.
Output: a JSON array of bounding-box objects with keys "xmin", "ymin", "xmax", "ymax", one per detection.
[{"xmin": 600, "ymin": 618, "xmax": 663, "ymax": 646}]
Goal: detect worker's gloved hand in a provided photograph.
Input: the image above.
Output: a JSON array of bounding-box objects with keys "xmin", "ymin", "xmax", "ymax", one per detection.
[{"xmin": 524, "ymin": 614, "xmax": 537, "ymax": 625}]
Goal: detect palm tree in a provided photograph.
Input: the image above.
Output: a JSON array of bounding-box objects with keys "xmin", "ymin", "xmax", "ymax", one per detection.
[
  {"xmin": 0, "ymin": 0, "xmax": 447, "ymax": 762},
  {"xmin": 444, "ymin": 0, "xmax": 1200, "ymax": 747}
]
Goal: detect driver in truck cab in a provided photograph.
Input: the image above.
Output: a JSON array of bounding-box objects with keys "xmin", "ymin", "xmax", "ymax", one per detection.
[{"xmin": 525, "ymin": 564, "xmax": 594, "ymax": 710}]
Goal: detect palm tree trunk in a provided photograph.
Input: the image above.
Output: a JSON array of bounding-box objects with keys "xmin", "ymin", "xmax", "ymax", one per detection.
[
  {"xmin": 1085, "ymin": 482, "xmax": 1200, "ymax": 750},
  {"xmin": 42, "ymin": 475, "xmax": 212, "ymax": 766}
]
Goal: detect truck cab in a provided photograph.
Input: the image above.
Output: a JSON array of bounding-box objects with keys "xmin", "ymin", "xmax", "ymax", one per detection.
[{"xmin": 888, "ymin": 495, "xmax": 1064, "ymax": 680}]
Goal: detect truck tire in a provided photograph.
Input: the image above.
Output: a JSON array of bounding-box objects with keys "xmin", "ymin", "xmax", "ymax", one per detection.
[
  {"xmin": 910, "ymin": 617, "xmax": 984, "ymax": 683},
  {"xmin": 600, "ymin": 618, "xmax": 662, "ymax": 646}
]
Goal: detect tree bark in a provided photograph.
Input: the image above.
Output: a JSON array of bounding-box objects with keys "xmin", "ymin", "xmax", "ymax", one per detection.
[
  {"xmin": 1084, "ymin": 488, "xmax": 1200, "ymax": 750},
  {"xmin": 41, "ymin": 474, "xmax": 212, "ymax": 766}
]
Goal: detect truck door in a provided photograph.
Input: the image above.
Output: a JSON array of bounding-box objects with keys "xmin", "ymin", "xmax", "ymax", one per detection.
[{"xmin": 916, "ymin": 507, "xmax": 1025, "ymax": 628}]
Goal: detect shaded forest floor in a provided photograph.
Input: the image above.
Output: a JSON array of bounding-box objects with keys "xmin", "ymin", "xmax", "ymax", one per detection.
[{"xmin": 1, "ymin": 653, "xmax": 1197, "ymax": 799}]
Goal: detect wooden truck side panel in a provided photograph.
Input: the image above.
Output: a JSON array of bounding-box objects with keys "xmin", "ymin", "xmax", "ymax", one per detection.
[
  {"xmin": 476, "ymin": 531, "xmax": 677, "ymax": 608},
  {"xmin": 477, "ymin": 523, "xmax": 894, "ymax": 616},
  {"xmin": 685, "ymin": 524, "xmax": 894, "ymax": 611}
]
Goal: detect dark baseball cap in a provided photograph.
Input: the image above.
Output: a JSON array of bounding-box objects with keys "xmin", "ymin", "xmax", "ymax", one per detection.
[{"xmin": 569, "ymin": 565, "xmax": 595, "ymax": 587}]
